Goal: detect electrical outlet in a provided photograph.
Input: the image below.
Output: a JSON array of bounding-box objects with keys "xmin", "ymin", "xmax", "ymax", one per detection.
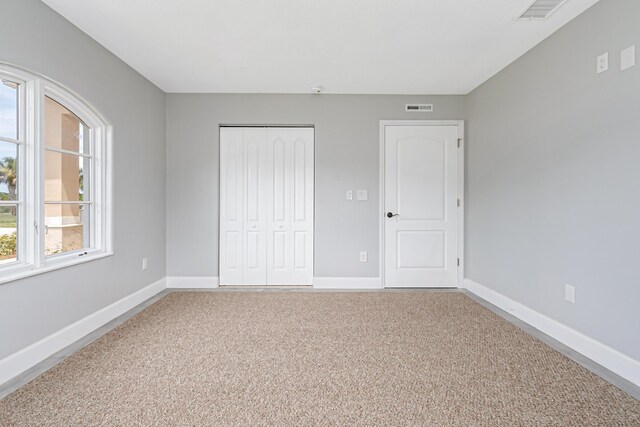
[
  {"xmin": 360, "ymin": 251, "xmax": 368, "ymax": 262},
  {"xmin": 564, "ymin": 284, "xmax": 575, "ymax": 304},
  {"xmin": 597, "ymin": 52, "xmax": 609, "ymax": 74},
  {"xmin": 346, "ymin": 190, "xmax": 353, "ymax": 200},
  {"xmin": 142, "ymin": 258, "xmax": 148, "ymax": 271}
]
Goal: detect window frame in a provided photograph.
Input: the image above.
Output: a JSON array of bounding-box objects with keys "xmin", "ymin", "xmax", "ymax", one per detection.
[{"xmin": 0, "ymin": 63, "xmax": 113, "ymax": 284}]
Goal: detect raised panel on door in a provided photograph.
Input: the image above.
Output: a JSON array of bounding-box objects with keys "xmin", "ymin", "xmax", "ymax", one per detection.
[
  {"xmin": 397, "ymin": 138, "xmax": 445, "ymax": 221},
  {"xmin": 266, "ymin": 127, "xmax": 314, "ymax": 285},
  {"xmin": 384, "ymin": 124, "xmax": 459, "ymax": 288},
  {"xmin": 219, "ymin": 127, "xmax": 244, "ymax": 284}
]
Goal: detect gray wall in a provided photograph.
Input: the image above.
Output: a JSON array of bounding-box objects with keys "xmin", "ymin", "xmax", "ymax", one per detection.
[
  {"xmin": 466, "ymin": 0, "xmax": 640, "ymax": 360},
  {"xmin": 166, "ymin": 94, "xmax": 466, "ymax": 277},
  {"xmin": 0, "ymin": 0, "xmax": 166, "ymax": 359}
]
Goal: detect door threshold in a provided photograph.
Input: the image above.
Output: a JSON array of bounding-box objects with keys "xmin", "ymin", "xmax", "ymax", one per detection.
[
  {"xmin": 383, "ymin": 287, "xmax": 461, "ymax": 291},
  {"xmin": 219, "ymin": 285, "xmax": 313, "ymax": 289},
  {"xmin": 384, "ymin": 286, "xmax": 460, "ymax": 290}
]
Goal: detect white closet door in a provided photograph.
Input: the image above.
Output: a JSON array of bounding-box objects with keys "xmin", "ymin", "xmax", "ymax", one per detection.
[
  {"xmin": 220, "ymin": 127, "xmax": 313, "ymax": 286},
  {"xmin": 266, "ymin": 128, "xmax": 314, "ymax": 285},
  {"xmin": 219, "ymin": 127, "xmax": 244, "ymax": 284}
]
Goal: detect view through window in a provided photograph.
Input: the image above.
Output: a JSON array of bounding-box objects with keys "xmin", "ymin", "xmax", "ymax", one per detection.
[{"xmin": 0, "ymin": 79, "xmax": 19, "ymax": 265}]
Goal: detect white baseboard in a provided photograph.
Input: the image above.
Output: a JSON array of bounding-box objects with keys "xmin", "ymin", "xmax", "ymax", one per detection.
[
  {"xmin": 0, "ymin": 277, "xmax": 166, "ymax": 387},
  {"xmin": 463, "ymin": 278, "xmax": 640, "ymax": 388},
  {"xmin": 166, "ymin": 276, "xmax": 219, "ymax": 289},
  {"xmin": 313, "ymin": 277, "xmax": 383, "ymax": 289}
]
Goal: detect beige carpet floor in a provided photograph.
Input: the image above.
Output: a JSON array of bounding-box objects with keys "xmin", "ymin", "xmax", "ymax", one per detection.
[{"xmin": 0, "ymin": 291, "xmax": 639, "ymax": 426}]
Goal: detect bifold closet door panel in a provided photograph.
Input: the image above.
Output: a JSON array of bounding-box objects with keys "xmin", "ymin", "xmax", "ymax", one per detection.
[
  {"xmin": 220, "ymin": 127, "xmax": 269, "ymax": 285},
  {"xmin": 242, "ymin": 128, "xmax": 269, "ymax": 285},
  {"xmin": 266, "ymin": 128, "xmax": 314, "ymax": 285},
  {"xmin": 219, "ymin": 127, "xmax": 244, "ymax": 284}
]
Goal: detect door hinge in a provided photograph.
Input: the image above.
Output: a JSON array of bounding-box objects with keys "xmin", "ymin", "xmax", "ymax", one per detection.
[
  {"xmin": 457, "ymin": 258, "xmax": 460, "ymax": 267},
  {"xmin": 457, "ymin": 198, "xmax": 460, "ymax": 207},
  {"xmin": 458, "ymin": 138, "xmax": 462, "ymax": 148}
]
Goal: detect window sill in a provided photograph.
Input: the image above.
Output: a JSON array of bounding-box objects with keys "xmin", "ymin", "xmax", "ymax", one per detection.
[{"xmin": 0, "ymin": 251, "xmax": 114, "ymax": 286}]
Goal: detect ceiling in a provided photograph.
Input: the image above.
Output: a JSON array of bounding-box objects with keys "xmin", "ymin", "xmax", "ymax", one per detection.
[{"xmin": 41, "ymin": 0, "xmax": 600, "ymax": 94}]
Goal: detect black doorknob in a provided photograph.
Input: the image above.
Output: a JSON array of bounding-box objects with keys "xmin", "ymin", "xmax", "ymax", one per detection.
[{"xmin": 387, "ymin": 212, "xmax": 398, "ymax": 218}]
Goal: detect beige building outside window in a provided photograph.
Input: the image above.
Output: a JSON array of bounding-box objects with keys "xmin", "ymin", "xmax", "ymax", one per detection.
[{"xmin": 44, "ymin": 97, "xmax": 91, "ymax": 256}]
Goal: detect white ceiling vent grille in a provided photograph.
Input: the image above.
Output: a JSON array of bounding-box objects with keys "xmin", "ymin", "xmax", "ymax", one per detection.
[
  {"xmin": 518, "ymin": 0, "xmax": 567, "ymax": 20},
  {"xmin": 405, "ymin": 104, "xmax": 433, "ymax": 112}
]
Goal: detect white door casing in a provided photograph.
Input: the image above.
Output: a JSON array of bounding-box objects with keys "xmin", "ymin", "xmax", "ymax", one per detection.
[
  {"xmin": 383, "ymin": 123, "xmax": 461, "ymax": 288},
  {"xmin": 219, "ymin": 127, "xmax": 314, "ymax": 286}
]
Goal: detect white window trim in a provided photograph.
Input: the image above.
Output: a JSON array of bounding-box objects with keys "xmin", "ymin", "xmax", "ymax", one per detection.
[{"xmin": 0, "ymin": 63, "xmax": 113, "ymax": 285}]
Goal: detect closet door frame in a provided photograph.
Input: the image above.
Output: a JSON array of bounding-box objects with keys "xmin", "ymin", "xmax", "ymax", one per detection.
[{"xmin": 218, "ymin": 125, "xmax": 315, "ymax": 286}]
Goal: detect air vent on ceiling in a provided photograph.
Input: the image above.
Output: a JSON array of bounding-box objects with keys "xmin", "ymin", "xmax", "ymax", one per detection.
[
  {"xmin": 517, "ymin": 0, "xmax": 567, "ymax": 20},
  {"xmin": 405, "ymin": 104, "xmax": 433, "ymax": 112}
]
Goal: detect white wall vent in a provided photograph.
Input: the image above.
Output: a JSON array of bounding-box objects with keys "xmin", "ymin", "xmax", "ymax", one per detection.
[
  {"xmin": 517, "ymin": 0, "xmax": 567, "ymax": 20},
  {"xmin": 405, "ymin": 104, "xmax": 433, "ymax": 112}
]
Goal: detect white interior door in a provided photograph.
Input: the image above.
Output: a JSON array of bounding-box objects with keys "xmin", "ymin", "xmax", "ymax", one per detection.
[
  {"xmin": 384, "ymin": 124, "xmax": 460, "ymax": 288},
  {"xmin": 219, "ymin": 127, "xmax": 314, "ymax": 286}
]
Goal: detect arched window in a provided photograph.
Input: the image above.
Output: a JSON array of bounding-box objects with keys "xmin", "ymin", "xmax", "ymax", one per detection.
[{"xmin": 0, "ymin": 64, "xmax": 112, "ymax": 282}]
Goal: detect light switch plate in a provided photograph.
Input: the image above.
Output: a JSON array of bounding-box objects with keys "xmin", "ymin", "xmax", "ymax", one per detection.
[
  {"xmin": 597, "ymin": 52, "xmax": 609, "ymax": 74},
  {"xmin": 346, "ymin": 190, "xmax": 353, "ymax": 200},
  {"xmin": 564, "ymin": 284, "xmax": 575, "ymax": 304},
  {"xmin": 621, "ymin": 45, "xmax": 636, "ymax": 71},
  {"xmin": 356, "ymin": 190, "xmax": 368, "ymax": 201}
]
